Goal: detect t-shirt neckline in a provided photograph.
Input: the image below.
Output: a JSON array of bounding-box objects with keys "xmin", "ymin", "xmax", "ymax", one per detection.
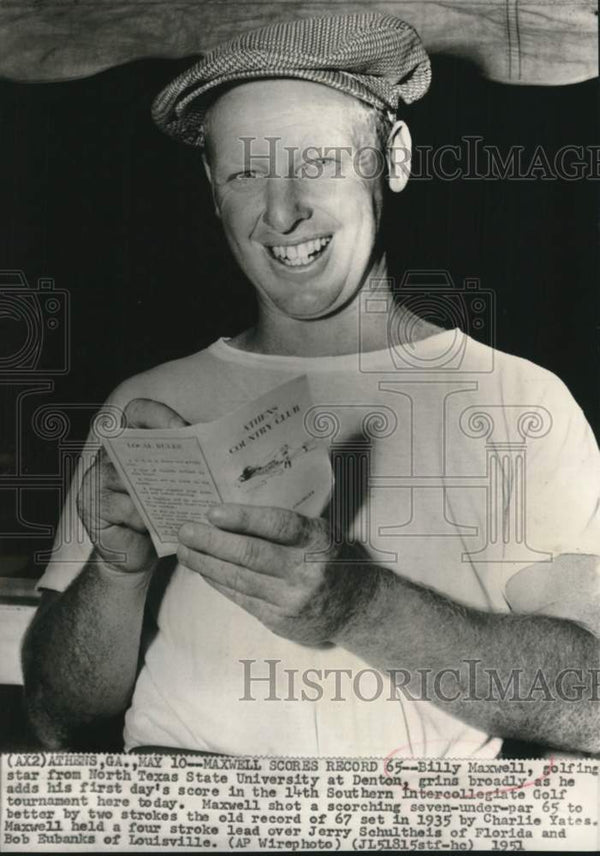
[{"xmin": 210, "ymin": 327, "xmax": 464, "ymax": 371}]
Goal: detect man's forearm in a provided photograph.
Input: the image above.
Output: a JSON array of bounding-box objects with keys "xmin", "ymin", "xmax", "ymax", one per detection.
[
  {"xmin": 22, "ymin": 557, "xmax": 151, "ymax": 749},
  {"xmin": 334, "ymin": 567, "xmax": 600, "ymax": 753}
]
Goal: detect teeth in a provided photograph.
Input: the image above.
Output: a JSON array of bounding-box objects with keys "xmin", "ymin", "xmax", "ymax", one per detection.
[{"xmin": 269, "ymin": 236, "xmax": 332, "ymax": 266}]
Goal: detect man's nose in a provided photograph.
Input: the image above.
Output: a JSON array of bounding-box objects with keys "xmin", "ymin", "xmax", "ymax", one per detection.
[{"xmin": 262, "ymin": 177, "xmax": 312, "ymax": 233}]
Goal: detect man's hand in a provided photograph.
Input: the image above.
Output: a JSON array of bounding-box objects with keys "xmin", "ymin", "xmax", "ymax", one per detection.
[
  {"xmin": 176, "ymin": 504, "xmax": 380, "ymax": 645},
  {"xmin": 78, "ymin": 398, "xmax": 188, "ymax": 573}
]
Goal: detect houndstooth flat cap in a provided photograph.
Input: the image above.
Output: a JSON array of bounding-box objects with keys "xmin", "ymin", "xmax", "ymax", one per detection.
[{"xmin": 152, "ymin": 13, "xmax": 431, "ymax": 146}]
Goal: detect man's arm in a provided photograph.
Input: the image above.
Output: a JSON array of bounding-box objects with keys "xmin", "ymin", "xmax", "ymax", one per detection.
[
  {"xmin": 177, "ymin": 504, "xmax": 600, "ymax": 754},
  {"xmin": 22, "ymin": 560, "xmax": 151, "ymax": 750},
  {"xmin": 333, "ymin": 568, "xmax": 600, "ymax": 754},
  {"xmin": 22, "ymin": 398, "xmax": 188, "ymax": 749}
]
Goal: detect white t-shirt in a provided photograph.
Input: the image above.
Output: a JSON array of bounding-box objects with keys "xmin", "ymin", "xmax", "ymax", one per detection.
[{"xmin": 38, "ymin": 329, "xmax": 600, "ymax": 757}]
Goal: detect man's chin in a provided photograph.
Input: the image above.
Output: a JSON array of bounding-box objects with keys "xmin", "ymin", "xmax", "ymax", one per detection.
[
  {"xmin": 275, "ymin": 293, "xmax": 351, "ymax": 321},
  {"xmin": 250, "ymin": 266, "xmax": 359, "ymax": 319}
]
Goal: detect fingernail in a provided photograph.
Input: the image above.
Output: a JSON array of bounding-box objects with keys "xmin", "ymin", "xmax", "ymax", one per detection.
[
  {"xmin": 207, "ymin": 505, "xmax": 227, "ymax": 523},
  {"xmin": 179, "ymin": 523, "xmax": 194, "ymax": 542}
]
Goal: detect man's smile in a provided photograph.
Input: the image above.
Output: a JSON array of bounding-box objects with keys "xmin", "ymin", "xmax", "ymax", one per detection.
[{"xmin": 264, "ymin": 235, "xmax": 333, "ymax": 268}]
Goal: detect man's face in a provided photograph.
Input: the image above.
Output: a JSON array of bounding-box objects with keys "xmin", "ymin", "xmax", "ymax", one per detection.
[{"xmin": 204, "ymin": 80, "xmax": 386, "ymax": 321}]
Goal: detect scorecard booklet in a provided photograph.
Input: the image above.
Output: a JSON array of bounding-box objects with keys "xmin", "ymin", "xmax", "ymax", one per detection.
[{"xmin": 103, "ymin": 376, "xmax": 332, "ymax": 556}]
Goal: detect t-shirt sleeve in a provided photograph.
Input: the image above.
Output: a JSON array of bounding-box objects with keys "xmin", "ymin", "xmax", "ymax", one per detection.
[{"xmin": 503, "ymin": 372, "xmax": 600, "ymax": 636}]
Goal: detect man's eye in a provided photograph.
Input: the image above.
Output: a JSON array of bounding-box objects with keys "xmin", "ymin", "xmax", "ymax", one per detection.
[
  {"xmin": 299, "ymin": 157, "xmax": 340, "ymax": 176},
  {"xmin": 232, "ymin": 170, "xmax": 262, "ymax": 181},
  {"xmin": 308, "ymin": 158, "xmax": 338, "ymax": 168}
]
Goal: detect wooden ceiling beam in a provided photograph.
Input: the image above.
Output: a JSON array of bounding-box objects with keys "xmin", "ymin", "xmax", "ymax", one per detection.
[{"xmin": 1, "ymin": 1, "xmax": 596, "ymax": 85}]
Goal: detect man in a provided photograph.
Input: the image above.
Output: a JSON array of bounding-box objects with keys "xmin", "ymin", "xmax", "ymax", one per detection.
[{"xmin": 23, "ymin": 13, "xmax": 600, "ymax": 757}]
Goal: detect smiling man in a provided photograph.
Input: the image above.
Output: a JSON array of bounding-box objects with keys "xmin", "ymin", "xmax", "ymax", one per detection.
[
  {"xmin": 23, "ymin": 13, "xmax": 600, "ymax": 758},
  {"xmin": 199, "ymin": 77, "xmax": 413, "ymax": 355}
]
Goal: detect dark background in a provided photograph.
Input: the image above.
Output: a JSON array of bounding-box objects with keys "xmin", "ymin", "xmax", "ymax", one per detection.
[{"xmin": 0, "ymin": 55, "xmax": 598, "ymax": 580}]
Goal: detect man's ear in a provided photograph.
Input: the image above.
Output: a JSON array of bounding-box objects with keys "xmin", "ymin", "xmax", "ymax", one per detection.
[
  {"xmin": 386, "ymin": 120, "xmax": 412, "ymax": 193},
  {"xmin": 202, "ymin": 152, "xmax": 221, "ymax": 218}
]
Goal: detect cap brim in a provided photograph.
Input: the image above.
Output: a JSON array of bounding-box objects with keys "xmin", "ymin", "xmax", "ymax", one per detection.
[{"xmin": 153, "ymin": 68, "xmax": 395, "ymax": 146}]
